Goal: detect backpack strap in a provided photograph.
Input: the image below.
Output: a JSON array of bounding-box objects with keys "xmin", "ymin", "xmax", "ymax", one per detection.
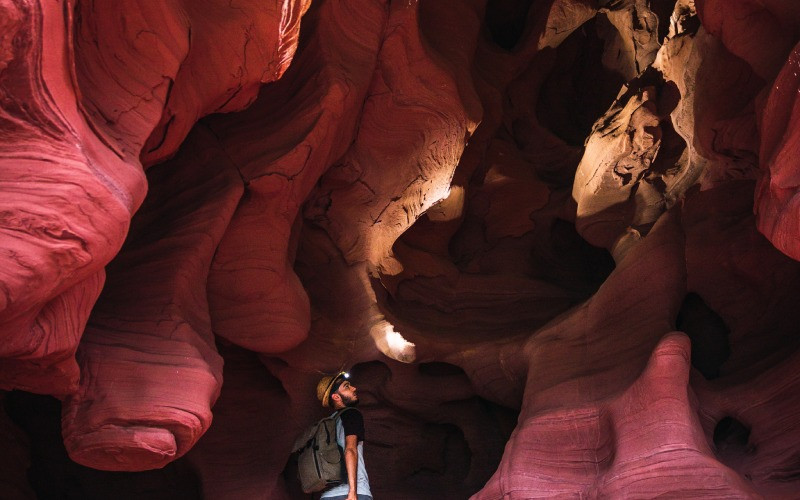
[{"xmin": 292, "ymin": 409, "xmax": 353, "ymax": 454}]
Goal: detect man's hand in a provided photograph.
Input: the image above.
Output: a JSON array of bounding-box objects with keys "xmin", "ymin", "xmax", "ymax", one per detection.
[{"xmin": 345, "ymin": 493, "xmax": 357, "ymax": 500}]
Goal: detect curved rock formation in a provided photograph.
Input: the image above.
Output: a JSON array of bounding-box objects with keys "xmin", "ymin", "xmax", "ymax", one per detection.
[
  {"xmin": 479, "ymin": 332, "xmax": 757, "ymax": 498},
  {"xmin": 0, "ymin": 0, "xmax": 145, "ymax": 398},
  {"xmin": 755, "ymin": 42, "xmax": 800, "ymax": 261},
  {"xmin": 306, "ymin": 0, "xmax": 480, "ymax": 275},
  {"xmin": 2, "ymin": 0, "xmax": 800, "ymax": 497},
  {"xmin": 60, "ymin": 127, "xmax": 240, "ymax": 471},
  {"xmin": 1, "ymin": 0, "xmax": 310, "ymax": 473},
  {"xmin": 74, "ymin": 0, "xmax": 311, "ymax": 167},
  {"xmin": 206, "ymin": 0, "xmax": 388, "ymax": 353}
]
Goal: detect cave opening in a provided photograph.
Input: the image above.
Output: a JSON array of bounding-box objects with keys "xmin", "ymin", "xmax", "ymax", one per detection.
[
  {"xmin": 713, "ymin": 416, "xmax": 752, "ymax": 457},
  {"xmin": 484, "ymin": 0, "xmax": 535, "ymax": 50},
  {"xmin": 536, "ymin": 15, "xmax": 629, "ymax": 147}
]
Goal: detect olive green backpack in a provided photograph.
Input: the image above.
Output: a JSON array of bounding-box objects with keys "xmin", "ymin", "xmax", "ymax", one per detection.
[{"xmin": 292, "ymin": 408, "xmax": 354, "ymax": 493}]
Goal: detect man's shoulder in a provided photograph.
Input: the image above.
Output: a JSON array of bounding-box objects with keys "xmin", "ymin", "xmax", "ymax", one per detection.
[
  {"xmin": 339, "ymin": 407, "xmax": 363, "ymax": 422},
  {"xmin": 339, "ymin": 407, "xmax": 365, "ymax": 438}
]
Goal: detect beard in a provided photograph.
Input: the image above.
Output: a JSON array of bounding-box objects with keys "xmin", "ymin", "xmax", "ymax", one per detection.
[{"xmin": 339, "ymin": 393, "xmax": 359, "ymax": 407}]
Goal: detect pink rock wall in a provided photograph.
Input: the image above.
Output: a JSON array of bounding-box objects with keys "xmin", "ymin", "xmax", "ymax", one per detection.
[{"xmin": 2, "ymin": 0, "xmax": 800, "ymax": 498}]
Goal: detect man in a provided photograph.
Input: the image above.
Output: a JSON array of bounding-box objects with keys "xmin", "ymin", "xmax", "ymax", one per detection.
[{"xmin": 316, "ymin": 371, "xmax": 372, "ymax": 500}]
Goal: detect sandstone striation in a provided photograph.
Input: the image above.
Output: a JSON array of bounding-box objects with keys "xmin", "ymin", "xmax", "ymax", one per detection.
[
  {"xmin": 2, "ymin": 0, "xmax": 800, "ymax": 498},
  {"xmin": 0, "ymin": 0, "xmax": 145, "ymax": 398},
  {"xmin": 60, "ymin": 128, "xmax": 241, "ymax": 471}
]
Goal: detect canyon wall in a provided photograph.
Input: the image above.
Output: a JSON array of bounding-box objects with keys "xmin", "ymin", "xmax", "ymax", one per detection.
[{"xmin": 2, "ymin": 0, "xmax": 800, "ymax": 498}]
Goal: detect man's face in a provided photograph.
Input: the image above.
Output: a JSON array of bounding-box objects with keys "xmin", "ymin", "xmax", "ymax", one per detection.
[{"xmin": 334, "ymin": 380, "xmax": 359, "ymax": 407}]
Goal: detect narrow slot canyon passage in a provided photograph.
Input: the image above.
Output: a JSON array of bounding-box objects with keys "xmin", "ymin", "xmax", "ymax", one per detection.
[{"xmin": 2, "ymin": 0, "xmax": 800, "ymax": 498}]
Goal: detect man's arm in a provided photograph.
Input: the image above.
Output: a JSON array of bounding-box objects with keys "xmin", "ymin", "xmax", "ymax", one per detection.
[{"xmin": 344, "ymin": 434, "xmax": 358, "ymax": 500}]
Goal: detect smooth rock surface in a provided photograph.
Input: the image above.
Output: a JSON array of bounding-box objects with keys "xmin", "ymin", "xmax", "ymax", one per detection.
[{"xmin": 2, "ymin": 0, "xmax": 800, "ymax": 497}]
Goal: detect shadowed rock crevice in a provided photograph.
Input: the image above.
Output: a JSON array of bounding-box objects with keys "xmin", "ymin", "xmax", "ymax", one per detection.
[
  {"xmin": 529, "ymin": 218, "xmax": 616, "ymax": 294},
  {"xmin": 403, "ymin": 423, "xmax": 471, "ymax": 492},
  {"xmin": 484, "ymin": 0, "xmax": 535, "ymax": 50},
  {"xmin": 4, "ymin": 391, "xmax": 202, "ymax": 500},
  {"xmin": 537, "ymin": 16, "xmax": 629, "ymax": 146},
  {"xmin": 713, "ymin": 416, "xmax": 752, "ymax": 458},
  {"xmin": 418, "ymin": 361, "xmax": 467, "ymax": 377},
  {"xmin": 676, "ymin": 292, "xmax": 730, "ymax": 379}
]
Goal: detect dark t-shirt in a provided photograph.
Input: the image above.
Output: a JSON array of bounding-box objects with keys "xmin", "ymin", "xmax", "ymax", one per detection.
[{"xmin": 339, "ymin": 408, "xmax": 365, "ymax": 442}]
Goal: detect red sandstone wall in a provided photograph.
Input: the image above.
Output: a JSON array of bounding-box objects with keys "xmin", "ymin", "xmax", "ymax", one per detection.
[{"xmin": 2, "ymin": 0, "xmax": 800, "ymax": 498}]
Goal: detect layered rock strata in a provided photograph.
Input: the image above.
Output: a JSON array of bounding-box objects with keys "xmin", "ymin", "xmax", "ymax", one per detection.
[{"xmin": 1, "ymin": 0, "xmax": 800, "ymax": 498}]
